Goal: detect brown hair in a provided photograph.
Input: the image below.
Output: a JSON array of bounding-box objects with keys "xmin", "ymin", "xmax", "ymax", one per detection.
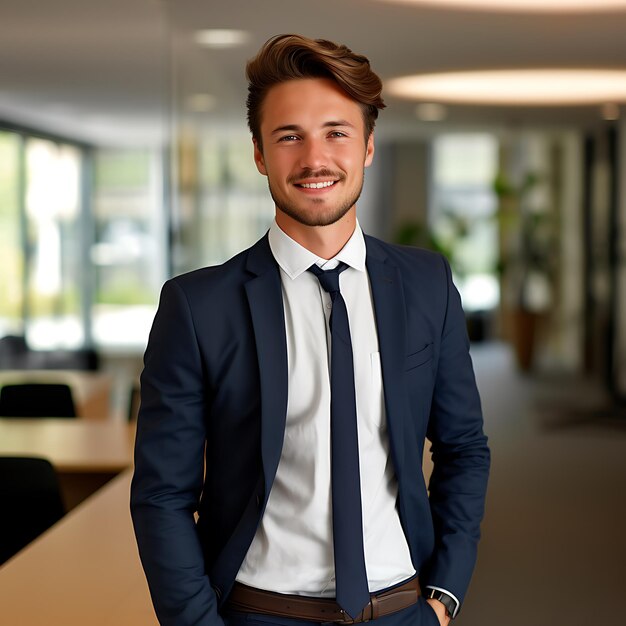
[{"xmin": 246, "ymin": 34, "xmax": 385, "ymax": 150}]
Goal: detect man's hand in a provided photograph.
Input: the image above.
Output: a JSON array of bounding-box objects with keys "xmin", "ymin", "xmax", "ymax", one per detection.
[{"xmin": 426, "ymin": 598, "xmax": 451, "ymax": 626}]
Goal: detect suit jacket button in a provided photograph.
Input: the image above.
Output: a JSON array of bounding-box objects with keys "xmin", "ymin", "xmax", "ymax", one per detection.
[
  {"xmin": 256, "ymin": 494, "xmax": 262, "ymax": 508},
  {"xmin": 213, "ymin": 586, "xmax": 222, "ymax": 600}
]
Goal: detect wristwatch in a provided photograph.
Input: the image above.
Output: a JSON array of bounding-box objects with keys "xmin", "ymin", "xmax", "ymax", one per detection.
[{"xmin": 426, "ymin": 588, "xmax": 457, "ymax": 619}]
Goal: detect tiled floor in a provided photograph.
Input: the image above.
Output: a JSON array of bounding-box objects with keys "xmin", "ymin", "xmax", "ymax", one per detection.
[{"xmin": 457, "ymin": 343, "xmax": 626, "ymax": 625}]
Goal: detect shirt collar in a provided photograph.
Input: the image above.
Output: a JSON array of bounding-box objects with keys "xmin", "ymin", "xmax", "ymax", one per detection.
[{"xmin": 268, "ymin": 219, "xmax": 366, "ymax": 280}]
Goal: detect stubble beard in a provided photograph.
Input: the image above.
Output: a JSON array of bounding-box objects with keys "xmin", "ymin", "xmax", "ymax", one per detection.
[{"xmin": 268, "ymin": 171, "xmax": 365, "ymax": 228}]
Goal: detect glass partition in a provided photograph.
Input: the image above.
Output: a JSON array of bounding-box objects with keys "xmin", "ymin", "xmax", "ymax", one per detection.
[
  {"xmin": 91, "ymin": 148, "xmax": 166, "ymax": 349},
  {"xmin": 172, "ymin": 127, "xmax": 273, "ymax": 275}
]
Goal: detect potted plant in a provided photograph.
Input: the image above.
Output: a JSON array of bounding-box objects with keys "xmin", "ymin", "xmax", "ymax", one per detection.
[
  {"xmin": 395, "ymin": 212, "xmax": 492, "ymax": 341},
  {"xmin": 493, "ymin": 171, "xmax": 558, "ymax": 370}
]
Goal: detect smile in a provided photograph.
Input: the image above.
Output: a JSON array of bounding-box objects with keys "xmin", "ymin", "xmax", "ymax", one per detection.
[{"xmin": 297, "ymin": 180, "xmax": 337, "ymax": 189}]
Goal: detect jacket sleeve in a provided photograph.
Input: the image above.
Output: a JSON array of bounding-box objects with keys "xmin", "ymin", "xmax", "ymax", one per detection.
[
  {"xmin": 130, "ymin": 279, "xmax": 224, "ymax": 626},
  {"xmin": 424, "ymin": 255, "xmax": 490, "ymax": 611}
]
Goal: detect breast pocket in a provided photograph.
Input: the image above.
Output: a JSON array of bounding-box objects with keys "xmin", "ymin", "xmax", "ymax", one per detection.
[
  {"xmin": 405, "ymin": 343, "xmax": 434, "ymax": 372},
  {"xmin": 405, "ymin": 343, "xmax": 435, "ymax": 418}
]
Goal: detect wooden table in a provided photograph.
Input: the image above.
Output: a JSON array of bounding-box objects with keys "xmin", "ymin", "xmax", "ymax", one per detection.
[
  {"xmin": 0, "ymin": 431, "xmax": 434, "ymax": 625},
  {"xmin": 0, "ymin": 370, "xmax": 113, "ymax": 419},
  {"xmin": 0, "ymin": 470, "xmax": 158, "ymax": 625},
  {"xmin": 0, "ymin": 418, "xmax": 135, "ymax": 509}
]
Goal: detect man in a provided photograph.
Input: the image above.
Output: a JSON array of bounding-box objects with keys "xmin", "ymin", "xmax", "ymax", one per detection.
[{"xmin": 131, "ymin": 34, "xmax": 490, "ymax": 626}]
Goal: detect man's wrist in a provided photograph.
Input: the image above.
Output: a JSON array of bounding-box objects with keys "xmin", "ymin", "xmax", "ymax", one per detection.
[{"xmin": 425, "ymin": 587, "xmax": 458, "ymax": 620}]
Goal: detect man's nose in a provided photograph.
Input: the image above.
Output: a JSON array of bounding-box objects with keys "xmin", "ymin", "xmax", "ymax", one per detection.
[{"xmin": 299, "ymin": 138, "xmax": 328, "ymax": 170}]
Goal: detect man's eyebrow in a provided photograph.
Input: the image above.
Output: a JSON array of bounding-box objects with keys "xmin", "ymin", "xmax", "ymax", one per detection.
[
  {"xmin": 270, "ymin": 124, "xmax": 302, "ymax": 135},
  {"xmin": 323, "ymin": 120, "xmax": 355, "ymax": 129},
  {"xmin": 270, "ymin": 120, "xmax": 356, "ymax": 135}
]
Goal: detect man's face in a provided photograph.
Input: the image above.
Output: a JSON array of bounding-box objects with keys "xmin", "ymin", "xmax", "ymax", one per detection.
[{"xmin": 253, "ymin": 78, "xmax": 374, "ymax": 228}]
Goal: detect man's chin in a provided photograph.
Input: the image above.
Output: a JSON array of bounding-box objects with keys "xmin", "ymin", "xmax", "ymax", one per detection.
[
  {"xmin": 273, "ymin": 193, "xmax": 361, "ymax": 228},
  {"xmin": 275, "ymin": 206, "xmax": 352, "ymax": 228}
]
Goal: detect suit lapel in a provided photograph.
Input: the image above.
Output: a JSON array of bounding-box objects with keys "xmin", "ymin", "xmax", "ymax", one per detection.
[
  {"xmin": 243, "ymin": 234, "xmax": 410, "ymax": 497},
  {"xmin": 244, "ymin": 236, "xmax": 289, "ymax": 502},
  {"xmin": 365, "ymin": 237, "xmax": 408, "ymax": 478}
]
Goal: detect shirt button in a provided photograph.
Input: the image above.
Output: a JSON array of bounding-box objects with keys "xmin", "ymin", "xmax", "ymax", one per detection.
[{"xmin": 326, "ymin": 302, "xmax": 332, "ymax": 309}]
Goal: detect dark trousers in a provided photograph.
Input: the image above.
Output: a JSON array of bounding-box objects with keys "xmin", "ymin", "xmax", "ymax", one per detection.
[{"xmin": 223, "ymin": 596, "xmax": 440, "ymax": 626}]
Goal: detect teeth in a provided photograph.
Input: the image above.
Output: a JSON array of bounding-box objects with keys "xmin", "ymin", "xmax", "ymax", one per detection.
[{"xmin": 300, "ymin": 181, "xmax": 335, "ymax": 189}]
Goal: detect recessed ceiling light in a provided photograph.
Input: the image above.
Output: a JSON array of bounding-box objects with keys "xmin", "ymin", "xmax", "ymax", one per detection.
[
  {"xmin": 415, "ymin": 103, "xmax": 448, "ymax": 121},
  {"xmin": 194, "ymin": 29, "xmax": 250, "ymax": 48},
  {"xmin": 377, "ymin": 0, "xmax": 626, "ymax": 12},
  {"xmin": 387, "ymin": 70, "xmax": 626, "ymax": 106}
]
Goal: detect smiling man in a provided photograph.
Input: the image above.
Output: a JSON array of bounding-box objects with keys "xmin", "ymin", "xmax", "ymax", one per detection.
[{"xmin": 131, "ymin": 34, "xmax": 490, "ymax": 626}]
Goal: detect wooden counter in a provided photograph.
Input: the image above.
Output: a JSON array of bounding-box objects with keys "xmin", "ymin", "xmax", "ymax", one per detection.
[{"xmin": 0, "ymin": 418, "xmax": 135, "ymax": 508}]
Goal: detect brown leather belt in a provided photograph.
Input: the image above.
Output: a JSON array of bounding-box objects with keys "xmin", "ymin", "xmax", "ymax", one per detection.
[{"xmin": 225, "ymin": 577, "xmax": 421, "ymax": 624}]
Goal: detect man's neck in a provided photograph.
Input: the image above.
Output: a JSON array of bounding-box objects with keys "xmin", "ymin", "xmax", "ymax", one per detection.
[{"xmin": 275, "ymin": 209, "xmax": 357, "ymax": 260}]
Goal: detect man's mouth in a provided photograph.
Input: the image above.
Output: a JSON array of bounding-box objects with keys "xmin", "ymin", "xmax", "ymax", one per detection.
[{"xmin": 297, "ymin": 180, "xmax": 337, "ymax": 189}]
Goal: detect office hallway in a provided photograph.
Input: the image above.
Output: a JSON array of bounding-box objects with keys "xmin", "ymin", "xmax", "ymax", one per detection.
[{"xmin": 455, "ymin": 343, "xmax": 626, "ymax": 625}]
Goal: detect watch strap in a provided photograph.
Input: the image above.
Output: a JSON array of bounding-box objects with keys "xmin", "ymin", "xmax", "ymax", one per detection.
[{"xmin": 426, "ymin": 588, "xmax": 457, "ymax": 619}]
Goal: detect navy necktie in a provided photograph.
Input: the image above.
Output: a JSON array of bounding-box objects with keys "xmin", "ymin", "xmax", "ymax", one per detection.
[{"xmin": 308, "ymin": 262, "xmax": 370, "ymax": 619}]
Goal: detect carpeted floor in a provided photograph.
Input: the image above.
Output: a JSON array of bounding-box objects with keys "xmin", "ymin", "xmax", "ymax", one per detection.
[{"xmin": 455, "ymin": 343, "xmax": 626, "ymax": 626}]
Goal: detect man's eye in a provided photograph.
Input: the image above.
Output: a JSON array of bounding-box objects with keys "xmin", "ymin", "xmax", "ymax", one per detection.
[
  {"xmin": 279, "ymin": 135, "xmax": 299, "ymax": 142},
  {"xmin": 329, "ymin": 131, "xmax": 347, "ymax": 138}
]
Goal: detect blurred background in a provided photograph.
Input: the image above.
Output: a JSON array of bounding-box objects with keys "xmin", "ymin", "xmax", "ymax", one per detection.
[{"xmin": 0, "ymin": 1, "xmax": 625, "ymax": 624}]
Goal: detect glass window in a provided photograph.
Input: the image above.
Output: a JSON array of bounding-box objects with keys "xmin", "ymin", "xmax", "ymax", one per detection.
[
  {"xmin": 431, "ymin": 134, "xmax": 499, "ymax": 311},
  {"xmin": 1, "ymin": 132, "xmax": 166, "ymax": 353},
  {"xmin": 0, "ymin": 131, "xmax": 23, "ymax": 336},
  {"xmin": 24, "ymin": 138, "xmax": 83, "ymax": 349}
]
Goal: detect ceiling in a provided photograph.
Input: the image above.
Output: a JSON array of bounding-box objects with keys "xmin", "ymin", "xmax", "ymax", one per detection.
[{"xmin": 1, "ymin": 0, "xmax": 625, "ymax": 146}]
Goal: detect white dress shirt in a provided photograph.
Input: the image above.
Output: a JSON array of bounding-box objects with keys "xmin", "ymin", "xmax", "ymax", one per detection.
[{"xmin": 236, "ymin": 220, "xmax": 415, "ymax": 596}]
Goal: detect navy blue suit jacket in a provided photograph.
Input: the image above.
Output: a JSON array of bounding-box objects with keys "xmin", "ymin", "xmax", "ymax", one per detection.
[{"xmin": 130, "ymin": 233, "xmax": 490, "ymax": 626}]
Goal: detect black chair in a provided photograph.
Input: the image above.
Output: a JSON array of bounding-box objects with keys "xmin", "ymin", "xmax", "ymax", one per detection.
[
  {"xmin": 43, "ymin": 348, "xmax": 101, "ymax": 371},
  {"xmin": 0, "ymin": 383, "xmax": 77, "ymax": 418},
  {"xmin": 0, "ymin": 457, "xmax": 66, "ymax": 564},
  {"xmin": 0, "ymin": 335, "xmax": 29, "ymax": 369}
]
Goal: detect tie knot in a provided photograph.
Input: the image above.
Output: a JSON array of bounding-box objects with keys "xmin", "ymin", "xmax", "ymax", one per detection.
[{"xmin": 308, "ymin": 262, "xmax": 348, "ymax": 296}]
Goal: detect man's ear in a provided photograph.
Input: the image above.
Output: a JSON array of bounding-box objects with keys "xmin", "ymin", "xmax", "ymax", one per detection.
[
  {"xmin": 253, "ymin": 138, "xmax": 267, "ymax": 175},
  {"xmin": 364, "ymin": 132, "xmax": 375, "ymax": 168}
]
